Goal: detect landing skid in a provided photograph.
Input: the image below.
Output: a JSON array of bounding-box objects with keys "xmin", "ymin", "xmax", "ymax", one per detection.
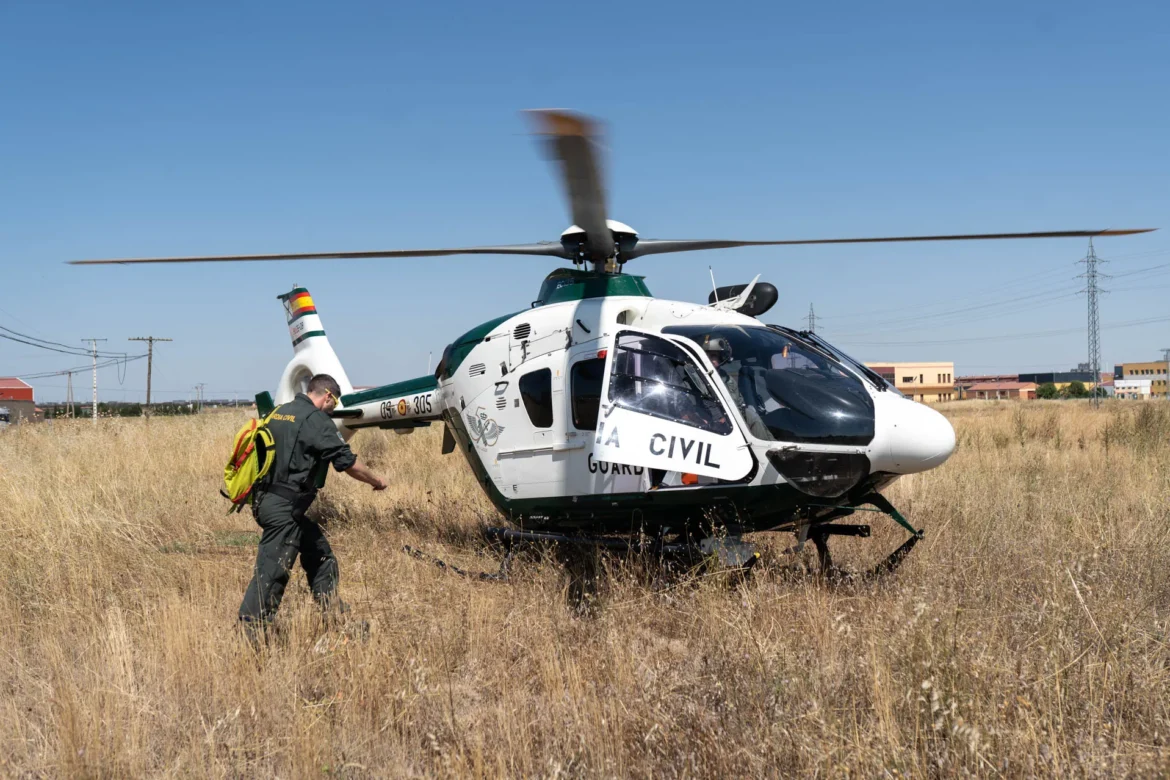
[
  {"xmin": 399, "ymin": 525, "xmax": 760, "ymax": 588},
  {"xmin": 399, "ymin": 492, "xmax": 919, "ymax": 587},
  {"xmin": 484, "ymin": 526, "xmax": 761, "ymax": 575}
]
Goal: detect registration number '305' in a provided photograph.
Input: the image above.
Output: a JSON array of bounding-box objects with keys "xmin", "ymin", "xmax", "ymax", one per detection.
[{"xmin": 379, "ymin": 393, "xmax": 434, "ymax": 420}]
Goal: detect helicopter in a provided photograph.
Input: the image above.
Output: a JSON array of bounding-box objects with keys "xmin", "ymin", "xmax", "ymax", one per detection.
[{"xmin": 74, "ymin": 110, "xmax": 1152, "ymax": 576}]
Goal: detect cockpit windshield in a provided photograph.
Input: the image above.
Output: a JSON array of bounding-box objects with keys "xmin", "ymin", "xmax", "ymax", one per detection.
[{"xmin": 664, "ymin": 325, "xmax": 875, "ymax": 445}]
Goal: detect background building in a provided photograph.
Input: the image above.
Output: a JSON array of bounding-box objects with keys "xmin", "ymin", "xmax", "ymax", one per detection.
[
  {"xmin": 1114, "ymin": 378, "xmax": 1152, "ymax": 400},
  {"xmin": 956, "ymin": 374, "xmax": 1018, "ymax": 399},
  {"xmin": 865, "ymin": 362, "xmax": 955, "ymax": 402},
  {"xmin": 1113, "ymin": 361, "xmax": 1167, "ymax": 398},
  {"xmin": 967, "ymin": 381, "xmax": 1037, "ymax": 400},
  {"xmin": 1017, "ymin": 368, "xmax": 1105, "ymax": 392},
  {"xmin": 0, "ymin": 378, "xmax": 38, "ymax": 424}
]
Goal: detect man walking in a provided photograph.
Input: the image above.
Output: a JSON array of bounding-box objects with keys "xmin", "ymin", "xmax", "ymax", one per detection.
[{"xmin": 239, "ymin": 373, "xmax": 387, "ymax": 640}]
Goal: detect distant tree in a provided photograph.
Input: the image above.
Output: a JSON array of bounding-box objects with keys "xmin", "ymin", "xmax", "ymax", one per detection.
[
  {"xmin": 1063, "ymin": 381, "xmax": 1089, "ymax": 399},
  {"xmin": 151, "ymin": 403, "xmax": 195, "ymax": 416},
  {"xmin": 1036, "ymin": 382, "xmax": 1059, "ymax": 400}
]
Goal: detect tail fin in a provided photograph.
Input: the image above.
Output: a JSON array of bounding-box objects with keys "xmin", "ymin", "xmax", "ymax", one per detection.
[{"xmin": 273, "ymin": 287, "xmax": 354, "ymax": 405}]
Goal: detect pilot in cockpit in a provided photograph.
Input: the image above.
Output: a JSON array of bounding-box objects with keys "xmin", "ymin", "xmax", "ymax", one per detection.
[{"xmin": 702, "ymin": 335, "xmax": 771, "ymax": 440}]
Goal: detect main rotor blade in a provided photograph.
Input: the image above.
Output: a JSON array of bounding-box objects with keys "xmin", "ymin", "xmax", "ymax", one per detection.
[
  {"xmin": 627, "ymin": 229, "xmax": 1156, "ymax": 259},
  {"xmin": 526, "ymin": 109, "xmax": 614, "ymax": 261},
  {"xmin": 70, "ymin": 243, "xmax": 569, "ymax": 265}
]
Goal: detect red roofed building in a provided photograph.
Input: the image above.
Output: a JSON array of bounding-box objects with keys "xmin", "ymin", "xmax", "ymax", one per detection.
[
  {"xmin": 967, "ymin": 381, "xmax": 1038, "ymax": 401},
  {"xmin": 0, "ymin": 378, "xmax": 38, "ymax": 424},
  {"xmin": 0, "ymin": 378, "xmax": 34, "ymax": 402}
]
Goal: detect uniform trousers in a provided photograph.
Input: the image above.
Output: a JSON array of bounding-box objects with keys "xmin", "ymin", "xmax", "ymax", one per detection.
[{"xmin": 238, "ymin": 491, "xmax": 339, "ymax": 627}]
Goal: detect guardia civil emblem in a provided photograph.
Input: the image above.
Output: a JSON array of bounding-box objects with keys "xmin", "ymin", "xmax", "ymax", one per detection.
[{"xmin": 466, "ymin": 406, "xmax": 504, "ymax": 447}]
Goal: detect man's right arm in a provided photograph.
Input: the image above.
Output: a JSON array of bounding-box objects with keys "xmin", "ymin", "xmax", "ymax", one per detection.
[
  {"xmin": 345, "ymin": 460, "xmax": 387, "ymax": 491},
  {"xmin": 305, "ymin": 411, "xmax": 387, "ymax": 491}
]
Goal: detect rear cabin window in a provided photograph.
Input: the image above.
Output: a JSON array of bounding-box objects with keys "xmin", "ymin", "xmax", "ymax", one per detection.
[
  {"xmin": 571, "ymin": 358, "xmax": 605, "ymax": 430},
  {"xmin": 519, "ymin": 368, "xmax": 553, "ymax": 428}
]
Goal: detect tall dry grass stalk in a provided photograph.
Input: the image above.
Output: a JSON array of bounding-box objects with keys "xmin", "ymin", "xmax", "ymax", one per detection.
[{"xmin": 1, "ymin": 401, "xmax": 1168, "ymax": 776}]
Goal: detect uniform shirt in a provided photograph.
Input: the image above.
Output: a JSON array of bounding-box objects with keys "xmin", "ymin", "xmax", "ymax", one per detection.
[
  {"xmin": 716, "ymin": 363, "xmax": 773, "ymax": 441},
  {"xmin": 265, "ymin": 393, "xmax": 357, "ymax": 493}
]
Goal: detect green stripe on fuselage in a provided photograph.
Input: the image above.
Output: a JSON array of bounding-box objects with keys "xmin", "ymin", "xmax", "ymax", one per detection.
[
  {"xmin": 440, "ymin": 311, "xmax": 522, "ymax": 379},
  {"xmin": 341, "ymin": 375, "xmax": 439, "ymax": 407}
]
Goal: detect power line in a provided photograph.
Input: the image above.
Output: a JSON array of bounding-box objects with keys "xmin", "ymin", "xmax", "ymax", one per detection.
[
  {"xmin": 0, "ymin": 331, "xmax": 105, "ymax": 358},
  {"xmin": 837, "ymin": 314, "xmax": 1170, "ymax": 347},
  {"xmin": 0, "ymin": 325, "xmax": 128, "ymax": 359},
  {"xmin": 0, "ymin": 325, "xmax": 91, "ymax": 353},
  {"xmin": 819, "ymin": 263, "xmax": 1082, "ymax": 324},
  {"xmin": 824, "ymin": 284, "xmax": 1083, "ymax": 338},
  {"xmin": 821, "ymin": 275, "xmax": 1170, "ymax": 344},
  {"xmin": 817, "ymin": 247, "xmax": 1170, "ymax": 329},
  {"xmin": 14, "ymin": 354, "xmax": 147, "ymax": 381},
  {"xmin": 1096, "ymin": 247, "xmax": 1170, "ymax": 263}
]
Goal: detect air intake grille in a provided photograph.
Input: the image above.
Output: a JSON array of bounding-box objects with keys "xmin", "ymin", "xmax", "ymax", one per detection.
[
  {"xmin": 468, "ymin": 363, "xmax": 486, "ymax": 377},
  {"xmin": 496, "ymin": 397, "xmax": 507, "ymax": 410},
  {"xmin": 512, "ymin": 323, "xmax": 532, "ymax": 340}
]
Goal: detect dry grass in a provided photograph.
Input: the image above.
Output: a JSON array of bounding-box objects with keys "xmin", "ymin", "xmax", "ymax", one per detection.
[{"xmin": 1, "ymin": 401, "xmax": 1169, "ymax": 777}]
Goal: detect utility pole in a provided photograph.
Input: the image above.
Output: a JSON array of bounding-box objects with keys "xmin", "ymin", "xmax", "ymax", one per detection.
[
  {"xmin": 807, "ymin": 303, "xmax": 818, "ymax": 334},
  {"xmin": 1078, "ymin": 239, "xmax": 1107, "ymax": 409},
  {"xmin": 196, "ymin": 383, "xmax": 206, "ymax": 412},
  {"xmin": 128, "ymin": 336, "xmax": 172, "ymax": 416},
  {"xmin": 81, "ymin": 338, "xmax": 107, "ymax": 422},
  {"xmin": 65, "ymin": 371, "xmax": 75, "ymax": 418}
]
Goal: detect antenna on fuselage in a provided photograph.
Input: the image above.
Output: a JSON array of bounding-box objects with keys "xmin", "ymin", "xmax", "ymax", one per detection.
[{"xmin": 709, "ymin": 266, "xmax": 719, "ymax": 302}]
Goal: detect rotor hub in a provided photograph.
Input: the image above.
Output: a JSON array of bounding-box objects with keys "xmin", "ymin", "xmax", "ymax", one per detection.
[{"xmin": 560, "ymin": 220, "xmax": 638, "ymax": 271}]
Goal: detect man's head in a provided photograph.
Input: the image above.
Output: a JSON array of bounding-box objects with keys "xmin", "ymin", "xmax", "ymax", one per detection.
[
  {"xmin": 306, "ymin": 374, "xmax": 342, "ymax": 413},
  {"xmin": 703, "ymin": 336, "xmax": 732, "ymax": 368}
]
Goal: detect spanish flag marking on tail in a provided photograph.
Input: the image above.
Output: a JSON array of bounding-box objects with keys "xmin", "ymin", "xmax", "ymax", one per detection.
[{"xmin": 291, "ymin": 291, "xmax": 316, "ymax": 316}]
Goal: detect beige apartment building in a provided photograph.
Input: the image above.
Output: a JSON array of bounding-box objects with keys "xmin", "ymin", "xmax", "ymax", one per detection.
[{"xmin": 865, "ymin": 362, "xmax": 955, "ymax": 403}]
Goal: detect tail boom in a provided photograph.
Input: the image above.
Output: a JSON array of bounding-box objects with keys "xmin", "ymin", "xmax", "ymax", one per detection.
[{"xmin": 338, "ymin": 376, "xmax": 441, "ymax": 430}]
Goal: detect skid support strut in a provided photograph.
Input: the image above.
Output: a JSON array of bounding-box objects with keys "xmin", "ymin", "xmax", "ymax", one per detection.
[
  {"xmin": 804, "ymin": 493, "xmax": 922, "ymax": 580},
  {"xmin": 859, "ymin": 492, "xmax": 923, "ymax": 579}
]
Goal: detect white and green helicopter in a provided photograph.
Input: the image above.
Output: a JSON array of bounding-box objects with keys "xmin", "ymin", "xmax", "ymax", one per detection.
[{"xmin": 76, "ymin": 111, "xmax": 1151, "ymax": 574}]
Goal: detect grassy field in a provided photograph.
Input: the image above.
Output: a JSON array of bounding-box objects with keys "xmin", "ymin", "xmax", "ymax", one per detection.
[{"xmin": 1, "ymin": 401, "xmax": 1168, "ymax": 777}]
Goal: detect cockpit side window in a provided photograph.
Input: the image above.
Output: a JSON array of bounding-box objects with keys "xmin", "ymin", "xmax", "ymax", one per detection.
[{"xmin": 608, "ymin": 332, "xmax": 733, "ymax": 435}]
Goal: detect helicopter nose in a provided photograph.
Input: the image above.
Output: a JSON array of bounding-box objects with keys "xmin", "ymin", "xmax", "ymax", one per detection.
[{"xmin": 878, "ymin": 397, "xmax": 956, "ymax": 474}]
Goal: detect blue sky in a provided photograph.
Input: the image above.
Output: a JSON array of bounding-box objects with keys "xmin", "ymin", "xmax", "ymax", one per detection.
[{"xmin": 2, "ymin": 1, "xmax": 1167, "ymax": 402}]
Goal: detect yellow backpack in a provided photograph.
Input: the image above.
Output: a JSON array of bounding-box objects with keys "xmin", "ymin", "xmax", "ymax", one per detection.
[{"xmin": 222, "ymin": 409, "xmax": 279, "ymax": 513}]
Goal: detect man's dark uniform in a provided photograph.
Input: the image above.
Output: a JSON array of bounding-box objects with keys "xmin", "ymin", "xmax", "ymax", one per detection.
[{"xmin": 238, "ymin": 392, "xmax": 357, "ymax": 628}]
